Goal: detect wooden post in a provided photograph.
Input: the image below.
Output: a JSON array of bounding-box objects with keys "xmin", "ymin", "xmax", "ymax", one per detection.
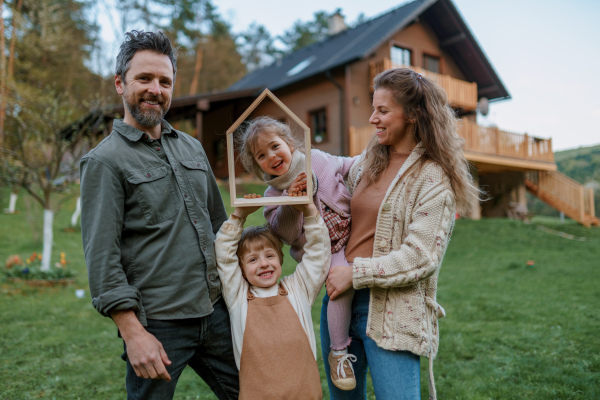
[
  {"xmin": 579, "ymin": 186, "xmax": 585, "ymax": 224},
  {"xmin": 349, "ymin": 126, "xmax": 356, "ymax": 156},
  {"xmin": 195, "ymin": 99, "xmax": 209, "ymax": 142},
  {"xmin": 589, "ymin": 188, "xmax": 595, "ymax": 218}
]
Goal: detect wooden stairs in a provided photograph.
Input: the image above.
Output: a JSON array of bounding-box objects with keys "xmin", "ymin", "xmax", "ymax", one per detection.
[{"xmin": 525, "ymin": 171, "xmax": 599, "ymax": 227}]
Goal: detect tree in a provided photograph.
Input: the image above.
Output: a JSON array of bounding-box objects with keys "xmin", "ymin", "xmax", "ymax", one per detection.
[
  {"xmin": 0, "ymin": 0, "xmax": 105, "ymax": 270},
  {"xmin": 278, "ymin": 11, "xmax": 330, "ymax": 53},
  {"xmin": 237, "ymin": 22, "xmax": 281, "ymax": 72},
  {"xmin": 113, "ymin": 0, "xmax": 245, "ymax": 96}
]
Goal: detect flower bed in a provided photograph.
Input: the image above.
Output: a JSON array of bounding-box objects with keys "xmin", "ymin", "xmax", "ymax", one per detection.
[{"xmin": 4, "ymin": 252, "xmax": 76, "ymax": 285}]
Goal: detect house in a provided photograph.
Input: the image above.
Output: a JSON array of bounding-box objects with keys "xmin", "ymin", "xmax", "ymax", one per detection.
[{"xmin": 95, "ymin": 0, "xmax": 598, "ymax": 226}]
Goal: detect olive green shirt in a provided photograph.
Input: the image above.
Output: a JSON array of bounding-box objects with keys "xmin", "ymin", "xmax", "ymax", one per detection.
[{"xmin": 80, "ymin": 119, "xmax": 227, "ymax": 325}]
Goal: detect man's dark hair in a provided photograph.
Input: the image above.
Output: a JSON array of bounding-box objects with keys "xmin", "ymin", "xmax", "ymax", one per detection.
[{"xmin": 115, "ymin": 30, "xmax": 178, "ymax": 82}]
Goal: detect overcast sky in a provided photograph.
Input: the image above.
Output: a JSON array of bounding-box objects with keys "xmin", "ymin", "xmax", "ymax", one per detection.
[{"xmin": 98, "ymin": 0, "xmax": 600, "ymax": 151}]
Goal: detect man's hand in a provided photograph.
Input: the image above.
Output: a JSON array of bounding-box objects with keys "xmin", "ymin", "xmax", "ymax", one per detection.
[
  {"xmin": 326, "ymin": 266, "xmax": 354, "ymax": 300},
  {"xmin": 111, "ymin": 310, "xmax": 172, "ymax": 381},
  {"xmin": 288, "ymin": 172, "xmax": 307, "ymax": 197}
]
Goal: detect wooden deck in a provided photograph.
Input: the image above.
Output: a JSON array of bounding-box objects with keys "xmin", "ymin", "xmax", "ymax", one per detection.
[
  {"xmin": 350, "ymin": 120, "xmax": 555, "ymax": 169},
  {"xmin": 369, "ymin": 58, "xmax": 478, "ymax": 111},
  {"xmin": 348, "ymin": 122, "xmax": 596, "ymax": 227}
]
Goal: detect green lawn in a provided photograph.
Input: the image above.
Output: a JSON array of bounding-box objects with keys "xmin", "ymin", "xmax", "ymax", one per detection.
[{"xmin": 1, "ymin": 186, "xmax": 599, "ymax": 399}]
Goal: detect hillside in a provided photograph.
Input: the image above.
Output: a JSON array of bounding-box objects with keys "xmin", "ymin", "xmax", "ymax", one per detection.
[
  {"xmin": 528, "ymin": 143, "xmax": 600, "ymax": 217},
  {"xmin": 554, "ymin": 144, "xmax": 600, "ymax": 187}
]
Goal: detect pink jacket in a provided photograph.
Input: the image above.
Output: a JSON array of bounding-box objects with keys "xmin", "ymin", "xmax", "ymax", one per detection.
[{"xmin": 264, "ymin": 149, "xmax": 356, "ymax": 262}]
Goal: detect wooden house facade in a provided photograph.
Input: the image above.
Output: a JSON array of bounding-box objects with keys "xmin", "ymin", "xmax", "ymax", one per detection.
[{"xmin": 97, "ymin": 0, "xmax": 597, "ymax": 226}]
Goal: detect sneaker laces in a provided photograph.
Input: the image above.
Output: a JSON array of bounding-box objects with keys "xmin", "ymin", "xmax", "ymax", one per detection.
[{"xmin": 336, "ymin": 354, "xmax": 357, "ymax": 379}]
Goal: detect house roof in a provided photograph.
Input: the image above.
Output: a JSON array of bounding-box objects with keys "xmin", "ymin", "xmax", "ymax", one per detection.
[{"xmin": 228, "ymin": 0, "xmax": 509, "ymax": 101}]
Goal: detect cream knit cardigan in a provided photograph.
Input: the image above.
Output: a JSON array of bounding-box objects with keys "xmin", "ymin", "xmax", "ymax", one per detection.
[{"xmin": 348, "ymin": 143, "xmax": 455, "ymax": 400}]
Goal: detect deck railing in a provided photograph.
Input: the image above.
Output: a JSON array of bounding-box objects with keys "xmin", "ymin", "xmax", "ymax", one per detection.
[
  {"xmin": 369, "ymin": 59, "xmax": 478, "ymax": 111},
  {"xmin": 458, "ymin": 119, "xmax": 554, "ymax": 162},
  {"xmin": 526, "ymin": 170, "xmax": 596, "ymax": 224},
  {"xmin": 349, "ymin": 120, "xmax": 554, "ymax": 164}
]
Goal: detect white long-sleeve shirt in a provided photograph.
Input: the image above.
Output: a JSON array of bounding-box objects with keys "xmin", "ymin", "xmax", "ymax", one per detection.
[{"xmin": 214, "ymin": 214, "xmax": 331, "ymax": 370}]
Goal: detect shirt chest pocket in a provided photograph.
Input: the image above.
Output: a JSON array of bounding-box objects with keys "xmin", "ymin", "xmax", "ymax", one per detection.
[
  {"xmin": 180, "ymin": 160, "xmax": 208, "ymax": 207},
  {"xmin": 126, "ymin": 166, "xmax": 179, "ymax": 225}
]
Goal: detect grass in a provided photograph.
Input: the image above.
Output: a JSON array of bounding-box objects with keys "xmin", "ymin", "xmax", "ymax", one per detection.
[{"xmin": 1, "ymin": 186, "xmax": 599, "ymax": 399}]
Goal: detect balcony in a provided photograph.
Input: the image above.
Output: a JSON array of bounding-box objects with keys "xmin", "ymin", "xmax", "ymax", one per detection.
[
  {"xmin": 369, "ymin": 58, "xmax": 478, "ymax": 111},
  {"xmin": 349, "ymin": 119, "xmax": 555, "ymax": 170}
]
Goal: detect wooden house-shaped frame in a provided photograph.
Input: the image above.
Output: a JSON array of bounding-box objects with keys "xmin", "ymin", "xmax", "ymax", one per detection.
[{"xmin": 226, "ymin": 89, "xmax": 313, "ymax": 207}]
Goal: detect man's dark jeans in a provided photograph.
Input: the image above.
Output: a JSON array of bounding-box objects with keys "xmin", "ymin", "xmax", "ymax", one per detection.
[{"xmin": 123, "ymin": 298, "xmax": 239, "ymax": 399}]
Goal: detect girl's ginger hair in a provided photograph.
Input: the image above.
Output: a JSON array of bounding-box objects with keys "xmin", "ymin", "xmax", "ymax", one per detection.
[
  {"xmin": 235, "ymin": 116, "xmax": 304, "ymax": 180},
  {"xmin": 360, "ymin": 68, "xmax": 481, "ymax": 215}
]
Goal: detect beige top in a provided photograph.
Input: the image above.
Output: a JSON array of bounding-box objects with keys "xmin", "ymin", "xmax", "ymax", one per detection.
[{"xmin": 345, "ymin": 150, "xmax": 410, "ymax": 263}]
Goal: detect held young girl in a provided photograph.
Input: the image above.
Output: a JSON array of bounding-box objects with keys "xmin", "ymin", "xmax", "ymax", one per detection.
[
  {"xmin": 214, "ymin": 202, "xmax": 329, "ymax": 399},
  {"xmin": 236, "ymin": 116, "xmax": 359, "ymax": 390}
]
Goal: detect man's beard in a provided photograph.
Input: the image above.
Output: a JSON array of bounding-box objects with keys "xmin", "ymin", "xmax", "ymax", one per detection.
[{"xmin": 123, "ymin": 91, "xmax": 169, "ymax": 128}]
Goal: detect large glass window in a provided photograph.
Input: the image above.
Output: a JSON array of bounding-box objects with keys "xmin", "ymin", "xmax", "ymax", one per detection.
[
  {"xmin": 391, "ymin": 46, "xmax": 411, "ymax": 66},
  {"xmin": 309, "ymin": 108, "xmax": 327, "ymax": 144},
  {"xmin": 423, "ymin": 54, "xmax": 441, "ymax": 73}
]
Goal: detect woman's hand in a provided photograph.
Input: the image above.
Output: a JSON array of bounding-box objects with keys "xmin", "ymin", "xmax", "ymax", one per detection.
[
  {"xmin": 326, "ymin": 265, "xmax": 354, "ymax": 300},
  {"xmin": 288, "ymin": 172, "xmax": 307, "ymax": 197}
]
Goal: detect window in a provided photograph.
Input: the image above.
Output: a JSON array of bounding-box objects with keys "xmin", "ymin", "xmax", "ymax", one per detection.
[
  {"xmin": 423, "ymin": 54, "xmax": 441, "ymax": 73},
  {"xmin": 391, "ymin": 46, "xmax": 411, "ymax": 67},
  {"xmin": 309, "ymin": 108, "xmax": 327, "ymax": 144},
  {"xmin": 286, "ymin": 57, "xmax": 315, "ymax": 76}
]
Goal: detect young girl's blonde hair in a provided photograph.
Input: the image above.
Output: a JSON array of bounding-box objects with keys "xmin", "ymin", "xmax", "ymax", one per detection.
[
  {"xmin": 235, "ymin": 116, "xmax": 304, "ymax": 180},
  {"xmin": 361, "ymin": 68, "xmax": 481, "ymax": 215}
]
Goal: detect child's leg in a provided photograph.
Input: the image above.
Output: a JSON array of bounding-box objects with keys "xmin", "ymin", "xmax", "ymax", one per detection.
[{"xmin": 328, "ymin": 249, "xmax": 354, "ymax": 351}]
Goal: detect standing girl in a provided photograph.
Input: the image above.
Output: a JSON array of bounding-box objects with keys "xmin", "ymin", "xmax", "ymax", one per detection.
[
  {"xmin": 324, "ymin": 68, "xmax": 482, "ymax": 399},
  {"xmin": 236, "ymin": 116, "xmax": 359, "ymax": 390}
]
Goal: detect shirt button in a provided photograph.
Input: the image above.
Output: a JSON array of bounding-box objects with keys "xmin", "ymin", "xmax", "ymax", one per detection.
[
  {"xmin": 174, "ymin": 168, "xmax": 177, "ymax": 172},
  {"xmin": 375, "ymin": 331, "xmax": 382, "ymax": 339},
  {"xmin": 378, "ymin": 239, "xmax": 387, "ymax": 247},
  {"xmin": 382, "ymin": 203, "xmax": 391, "ymax": 211},
  {"xmin": 377, "ymin": 304, "xmax": 384, "ymax": 312},
  {"xmin": 184, "ymin": 194, "xmax": 188, "ymax": 198},
  {"xmin": 194, "ymin": 220, "xmax": 197, "ymax": 224},
  {"xmin": 156, "ymin": 147, "xmax": 160, "ymax": 151}
]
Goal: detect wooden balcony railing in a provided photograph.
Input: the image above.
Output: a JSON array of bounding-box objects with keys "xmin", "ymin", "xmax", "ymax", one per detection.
[
  {"xmin": 458, "ymin": 119, "xmax": 554, "ymax": 163},
  {"xmin": 369, "ymin": 58, "xmax": 478, "ymax": 111},
  {"xmin": 349, "ymin": 120, "xmax": 554, "ymax": 164}
]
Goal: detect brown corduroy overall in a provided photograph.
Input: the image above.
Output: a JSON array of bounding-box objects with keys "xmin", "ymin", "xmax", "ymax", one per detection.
[{"xmin": 239, "ymin": 284, "xmax": 322, "ymax": 400}]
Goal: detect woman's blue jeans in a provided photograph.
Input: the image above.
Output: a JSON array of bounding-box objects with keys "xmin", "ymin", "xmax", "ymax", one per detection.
[{"xmin": 321, "ymin": 288, "xmax": 421, "ymax": 400}]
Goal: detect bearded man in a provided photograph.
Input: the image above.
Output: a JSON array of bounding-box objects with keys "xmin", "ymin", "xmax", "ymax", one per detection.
[{"xmin": 80, "ymin": 31, "xmax": 239, "ymax": 399}]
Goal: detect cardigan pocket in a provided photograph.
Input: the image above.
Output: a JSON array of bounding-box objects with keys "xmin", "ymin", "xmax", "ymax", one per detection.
[{"xmin": 393, "ymin": 295, "xmax": 425, "ymax": 340}]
